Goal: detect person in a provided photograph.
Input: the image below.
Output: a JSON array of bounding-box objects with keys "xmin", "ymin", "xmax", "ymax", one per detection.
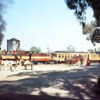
[
  {"xmin": 78, "ymin": 55, "xmax": 82, "ymax": 66},
  {"xmin": 33, "ymin": 59, "xmax": 37, "ymax": 64},
  {"xmin": 20, "ymin": 60, "xmax": 24, "ymax": 66},
  {"xmin": 64, "ymin": 57, "xmax": 67, "ymax": 64},
  {"xmin": 80, "ymin": 56, "xmax": 83, "ymax": 66},
  {"xmin": 88, "ymin": 59, "xmax": 90, "ymax": 66}
]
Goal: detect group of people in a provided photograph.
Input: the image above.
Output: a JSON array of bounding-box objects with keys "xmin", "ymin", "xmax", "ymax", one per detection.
[
  {"xmin": 1, "ymin": 60, "xmax": 19, "ymax": 71},
  {"xmin": 0, "ymin": 59, "xmax": 34, "ymax": 71},
  {"xmin": 65, "ymin": 55, "xmax": 90, "ymax": 66}
]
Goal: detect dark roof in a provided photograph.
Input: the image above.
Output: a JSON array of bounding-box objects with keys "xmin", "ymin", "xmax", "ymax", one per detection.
[
  {"xmin": 8, "ymin": 38, "xmax": 20, "ymax": 42},
  {"xmin": 54, "ymin": 51, "xmax": 87, "ymax": 53},
  {"xmin": 54, "ymin": 51, "xmax": 69, "ymax": 53}
]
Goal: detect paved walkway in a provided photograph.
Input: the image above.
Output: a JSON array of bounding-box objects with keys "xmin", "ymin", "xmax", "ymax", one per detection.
[{"xmin": 0, "ymin": 64, "xmax": 100, "ymax": 100}]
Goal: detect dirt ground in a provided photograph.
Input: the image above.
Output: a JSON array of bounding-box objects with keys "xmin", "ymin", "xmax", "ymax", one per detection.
[{"xmin": 0, "ymin": 63, "xmax": 100, "ymax": 100}]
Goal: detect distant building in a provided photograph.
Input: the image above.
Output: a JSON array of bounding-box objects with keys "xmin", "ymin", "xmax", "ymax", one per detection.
[
  {"xmin": 51, "ymin": 51, "xmax": 88, "ymax": 62},
  {"xmin": 7, "ymin": 38, "xmax": 20, "ymax": 52}
]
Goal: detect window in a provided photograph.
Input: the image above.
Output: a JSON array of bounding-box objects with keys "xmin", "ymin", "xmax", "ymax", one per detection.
[{"xmin": 59, "ymin": 55, "xmax": 60, "ymax": 58}]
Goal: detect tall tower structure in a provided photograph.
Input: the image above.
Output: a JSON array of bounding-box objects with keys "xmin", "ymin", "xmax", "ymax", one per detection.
[{"xmin": 7, "ymin": 38, "xmax": 20, "ymax": 52}]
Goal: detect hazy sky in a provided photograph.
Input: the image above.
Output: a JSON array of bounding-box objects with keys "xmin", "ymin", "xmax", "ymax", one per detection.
[{"xmin": 2, "ymin": 0, "xmax": 98, "ymax": 52}]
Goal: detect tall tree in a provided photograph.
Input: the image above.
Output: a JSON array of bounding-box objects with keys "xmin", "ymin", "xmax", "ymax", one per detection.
[
  {"xmin": 65, "ymin": 0, "xmax": 100, "ymax": 43},
  {"xmin": 65, "ymin": 0, "xmax": 100, "ymax": 26}
]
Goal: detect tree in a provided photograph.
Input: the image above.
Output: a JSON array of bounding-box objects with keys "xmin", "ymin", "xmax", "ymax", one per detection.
[
  {"xmin": 83, "ymin": 21, "xmax": 96, "ymax": 35},
  {"xmin": 83, "ymin": 20, "xmax": 97, "ymax": 45},
  {"xmin": 66, "ymin": 45, "xmax": 76, "ymax": 52},
  {"xmin": 87, "ymin": 47, "xmax": 100, "ymax": 52},
  {"xmin": 87, "ymin": 49, "xmax": 95, "ymax": 53},
  {"xmin": 65, "ymin": 0, "xmax": 100, "ymax": 43},
  {"xmin": 46, "ymin": 45, "xmax": 51, "ymax": 55},
  {"xmin": 30, "ymin": 46, "xmax": 41, "ymax": 54},
  {"xmin": 65, "ymin": 0, "xmax": 100, "ymax": 26},
  {"xmin": 96, "ymin": 47, "xmax": 100, "ymax": 52}
]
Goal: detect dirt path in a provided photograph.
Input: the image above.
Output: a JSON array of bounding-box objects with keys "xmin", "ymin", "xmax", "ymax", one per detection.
[{"xmin": 0, "ymin": 64, "xmax": 100, "ymax": 100}]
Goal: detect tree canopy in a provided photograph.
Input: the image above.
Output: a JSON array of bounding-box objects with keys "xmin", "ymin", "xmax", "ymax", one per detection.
[
  {"xmin": 65, "ymin": 0, "xmax": 100, "ymax": 43},
  {"xmin": 66, "ymin": 45, "xmax": 76, "ymax": 52},
  {"xmin": 65, "ymin": 0, "xmax": 100, "ymax": 26},
  {"xmin": 83, "ymin": 21, "xmax": 96, "ymax": 35},
  {"xmin": 83, "ymin": 20, "xmax": 97, "ymax": 45},
  {"xmin": 30, "ymin": 46, "xmax": 41, "ymax": 54}
]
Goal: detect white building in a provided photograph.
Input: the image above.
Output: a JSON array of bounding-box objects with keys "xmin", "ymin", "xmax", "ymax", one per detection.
[{"xmin": 7, "ymin": 38, "xmax": 20, "ymax": 51}]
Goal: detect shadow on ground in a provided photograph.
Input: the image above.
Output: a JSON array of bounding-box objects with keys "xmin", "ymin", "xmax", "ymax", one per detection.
[
  {"xmin": 0, "ymin": 93, "xmax": 74, "ymax": 100},
  {"xmin": 0, "ymin": 64, "xmax": 100, "ymax": 100}
]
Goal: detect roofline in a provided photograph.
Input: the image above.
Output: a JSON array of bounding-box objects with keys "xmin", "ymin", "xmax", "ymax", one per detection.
[
  {"xmin": 7, "ymin": 38, "xmax": 20, "ymax": 42},
  {"xmin": 53, "ymin": 51, "xmax": 87, "ymax": 53}
]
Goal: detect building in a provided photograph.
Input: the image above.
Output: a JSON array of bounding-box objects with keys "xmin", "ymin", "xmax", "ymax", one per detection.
[
  {"xmin": 7, "ymin": 38, "xmax": 20, "ymax": 52},
  {"xmin": 51, "ymin": 51, "xmax": 88, "ymax": 62}
]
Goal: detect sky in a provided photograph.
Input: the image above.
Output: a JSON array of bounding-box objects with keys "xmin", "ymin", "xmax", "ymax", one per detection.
[{"xmin": 2, "ymin": 0, "xmax": 99, "ymax": 52}]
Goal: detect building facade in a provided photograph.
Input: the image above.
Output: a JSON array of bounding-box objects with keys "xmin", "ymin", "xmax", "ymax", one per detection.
[{"xmin": 51, "ymin": 51, "xmax": 89, "ymax": 62}]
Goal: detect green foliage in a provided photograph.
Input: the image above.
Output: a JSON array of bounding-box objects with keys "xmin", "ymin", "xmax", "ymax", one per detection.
[
  {"xmin": 96, "ymin": 47, "xmax": 100, "ymax": 52},
  {"xmin": 83, "ymin": 20, "xmax": 97, "ymax": 43},
  {"xmin": 65, "ymin": 0, "xmax": 100, "ymax": 26},
  {"xmin": 30, "ymin": 46, "xmax": 41, "ymax": 54},
  {"xmin": 83, "ymin": 21, "xmax": 96, "ymax": 35},
  {"xmin": 65, "ymin": 0, "xmax": 100, "ymax": 44},
  {"xmin": 66, "ymin": 45, "xmax": 76, "ymax": 52},
  {"xmin": 65, "ymin": 0, "xmax": 88, "ymax": 24},
  {"xmin": 87, "ymin": 47, "xmax": 100, "ymax": 52},
  {"xmin": 87, "ymin": 49, "xmax": 95, "ymax": 53}
]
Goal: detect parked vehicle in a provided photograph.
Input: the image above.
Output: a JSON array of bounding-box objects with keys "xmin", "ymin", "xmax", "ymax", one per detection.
[
  {"xmin": 0, "ymin": 53, "xmax": 51, "ymax": 64},
  {"xmin": 0, "ymin": 50, "xmax": 100, "ymax": 65}
]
